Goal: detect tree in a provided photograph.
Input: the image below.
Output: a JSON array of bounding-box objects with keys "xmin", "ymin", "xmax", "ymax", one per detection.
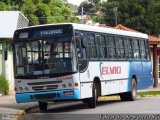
[
  {"xmin": 0, "ymin": 0, "xmax": 79, "ymax": 25},
  {"xmin": 78, "ymin": 1, "xmax": 95, "ymax": 15},
  {"xmin": 88, "ymin": 0, "xmax": 101, "ymax": 4},
  {"xmin": 0, "ymin": 1, "xmax": 11, "ymax": 10},
  {"xmin": 99, "ymin": 0, "xmax": 160, "ymax": 36}
]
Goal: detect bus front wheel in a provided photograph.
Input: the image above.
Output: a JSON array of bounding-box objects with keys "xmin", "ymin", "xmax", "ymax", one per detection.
[
  {"xmin": 120, "ymin": 78, "xmax": 137, "ymax": 101},
  {"xmin": 39, "ymin": 101, "xmax": 48, "ymax": 111},
  {"xmin": 87, "ymin": 82, "xmax": 97, "ymax": 108}
]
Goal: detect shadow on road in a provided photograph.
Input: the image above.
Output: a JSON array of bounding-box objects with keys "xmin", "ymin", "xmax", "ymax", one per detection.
[{"xmin": 29, "ymin": 99, "xmax": 123, "ymax": 113}]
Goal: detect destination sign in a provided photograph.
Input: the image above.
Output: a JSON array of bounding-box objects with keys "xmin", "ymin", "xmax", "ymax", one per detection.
[
  {"xmin": 40, "ymin": 29, "xmax": 63, "ymax": 36},
  {"xmin": 15, "ymin": 24, "xmax": 73, "ymax": 40}
]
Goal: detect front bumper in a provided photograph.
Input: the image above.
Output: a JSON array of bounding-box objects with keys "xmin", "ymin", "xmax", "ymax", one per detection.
[{"xmin": 16, "ymin": 89, "xmax": 80, "ymax": 103}]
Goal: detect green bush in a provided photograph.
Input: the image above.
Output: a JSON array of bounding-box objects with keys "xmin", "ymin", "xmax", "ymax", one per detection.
[{"xmin": 0, "ymin": 75, "xmax": 9, "ymax": 95}]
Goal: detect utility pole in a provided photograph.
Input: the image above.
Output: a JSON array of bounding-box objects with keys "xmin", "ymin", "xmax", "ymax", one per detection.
[
  {"xmin": 113, "ymin": 7, "xmax": 118, "ymax": 26},
  {"xmin": 81, "ymin": 7, "xmax": 84, "ymax": 24}
]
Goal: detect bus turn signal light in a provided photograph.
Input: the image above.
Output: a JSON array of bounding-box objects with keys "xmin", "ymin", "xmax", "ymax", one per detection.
[{"xmin": 74, "ymin": 82, "xmax": 78, "ymax": 87}]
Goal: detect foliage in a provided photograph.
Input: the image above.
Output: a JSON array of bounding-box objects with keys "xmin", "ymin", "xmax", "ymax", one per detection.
[
  {"xmin": 0, "ymin": 1, "xmax": 11, "ymax": 10},
  {"xmin": 78, "ymin": 0, "xmax": 160, "ymax": 36},
  {"xmin": 138, "ymin": 91, "xmax": 160, "ymax": 97},
  {"xmin": 0, "ymin": 0, "xmax": 79, "ymax": 25},
  {"xmin": 0, "ymin": 75, "xmax": 9, "ymax": 95},
  {"xmin": 88, "ymin": 0, "xmax": 101, "ymax": 4},
  {"xmin": 99, "ymin": 0, "xmax": 160, "ymax": 36},
  {"xmin": 78, "ymin": 1, "xmax": 96, "ymax": 15}
]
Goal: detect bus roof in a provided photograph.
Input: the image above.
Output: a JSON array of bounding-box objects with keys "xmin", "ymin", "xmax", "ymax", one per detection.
[
  {"xmin": 72, "ymin": 23, "xmax": 148, "ymax": 39},
  {"xmin": 17, "ymin": 23, "xmax": 148, "ymax": 39}
]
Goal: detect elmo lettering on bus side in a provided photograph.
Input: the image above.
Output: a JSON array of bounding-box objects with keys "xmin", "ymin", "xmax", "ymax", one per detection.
[
  {"xmin": 102, "ymin": 67, "xmax": 108, "ymax": 75},
  {"xmin": 100, "ymin": 62, "xmax": 121, "ymax": 77}
]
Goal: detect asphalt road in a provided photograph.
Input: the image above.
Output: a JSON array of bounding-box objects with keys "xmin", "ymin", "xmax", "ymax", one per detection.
[{"xmin": 22, "ymin": 97, "xmax": 160, "ymax": 120}]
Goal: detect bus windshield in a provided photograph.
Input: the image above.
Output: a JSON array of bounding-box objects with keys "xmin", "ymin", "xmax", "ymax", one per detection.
[{"xmin": 14, "ymin": 36, "xmax": 77, "ymax": 78}]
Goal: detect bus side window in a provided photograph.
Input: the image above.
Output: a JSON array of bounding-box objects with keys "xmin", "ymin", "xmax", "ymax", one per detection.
[
  {"xmin": 124, "ymin": 37, "xmax": 133, "ymax": 60},
  {"xmin": 87, "ymin": 33, "xmax": 97, "ymax": 59},
  {"xmin": 107, "ymin": 36, "xmax": 116, "ymax": 59},
  {"xmin": 132, "ymin": 39, "xmax": 140, "ymax": 60},
  {"xmin": 140, "ymin": 40, "xmax": 147, "ymax": 60},
  {"xmin": 101, "ymin": 35, "xmax": 107, "ymax": 59},
  {"xmin": 115, "ymin": 36, "xmax": 125, "ymax": 59},
  {"xmin": 115, "ymin": 37, "xmax": 121, "ymax": 59},
  {"xmin": 96, "ymin": 35, "xmax": 101, "ymax": 58},
  {"xmin": 95, "ymin": 35, "xmax": 106, "ymax": 59},
  {"xmin": 145, "ymin": 40, "xmax": 150, "ymax": 60}
]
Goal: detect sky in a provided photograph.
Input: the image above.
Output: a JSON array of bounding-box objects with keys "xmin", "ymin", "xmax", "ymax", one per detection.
[{"xmin": 67, "ymin": 0, "xmax": 85, "ymax": 6}]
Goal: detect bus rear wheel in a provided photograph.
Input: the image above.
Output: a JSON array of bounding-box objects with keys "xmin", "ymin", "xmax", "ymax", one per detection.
[
  {"xmin": 87, "ymin": 82, "xmax": 98, "ymax": 108},
  {"xmin": 39, "ymin": 101, "xmax": 48, "ymax": 111},
  {"xmin": 120, "ymin": 78, "xmax": 137, "ymax": 101}
]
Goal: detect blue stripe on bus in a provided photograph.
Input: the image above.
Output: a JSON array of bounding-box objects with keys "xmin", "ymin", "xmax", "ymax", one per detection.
[
  {"xmin": 129, "ymin": 61, "xmax": 153, "ymax": 90},
  {"xmin": 16, "ymin": 89, "xmax": 80, "ymax": 103}
]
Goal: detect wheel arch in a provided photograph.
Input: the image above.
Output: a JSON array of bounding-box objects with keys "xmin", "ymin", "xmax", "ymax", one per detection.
[
  {"xmin": 93, "ymin": 77, "xmax": 101, "ymax": 96},
  {"xmin": 132, "ymin": 74, "xmax": 137, "ymax": 84}
]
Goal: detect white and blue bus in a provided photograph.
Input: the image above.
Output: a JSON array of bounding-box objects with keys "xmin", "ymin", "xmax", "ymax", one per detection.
[{"xmin": 11, "ymin": 23, "xmax": 153, "ymax": 110}]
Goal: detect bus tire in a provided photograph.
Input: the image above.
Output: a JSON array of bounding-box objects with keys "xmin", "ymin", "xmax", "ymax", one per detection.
[
  {"xmin": 120, "ymin": 78, "xmax": 137, "ymax": 101},
  {"xmin": 128, "ymin": 78, "xmax": 137, "ymax": 101},
  {"xmin": 39, "ymin": 101, "xmax": 48, "ymax": 111},
  {"xmin": 88, "ymin": 82, "xmax": 97, "ymax": 108},
  {"xmin": 82, "ymin": 99, "xmax": 88, "ymax": 104}
]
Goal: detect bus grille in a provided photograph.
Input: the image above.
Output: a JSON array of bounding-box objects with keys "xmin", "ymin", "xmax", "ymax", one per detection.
[
  {"xmin": 32, "ymin": 85, "xmax": 58, "ymax": 91},
  {"xmin": 27, "ymin": 81, "xmax": 62, "ymax": 91}
]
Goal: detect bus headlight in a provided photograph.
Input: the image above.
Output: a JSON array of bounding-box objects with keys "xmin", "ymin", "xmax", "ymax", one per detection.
[
  {"xmin": 25, "ymin": 87, "xmax": 29, "ymax": 91},
  {"xmin": 68, "ymin": 83, "xmax": 72, "ymax": 87},
  {"xmin": 62, "ymin": 84, "xmax": 66, "ymax": 88},
  {"xmin": 19, "ymin": 87, "xmax": 23, "ymax": 91}
]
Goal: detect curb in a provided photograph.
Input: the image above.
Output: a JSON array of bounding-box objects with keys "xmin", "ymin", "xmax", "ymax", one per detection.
[
  {"xmin": 15, "ymin": 105, "xmax": 39, "ymax": 120},
  {"xmin": 14, "ymin": 94, "xmax": 160, "ymax": 119},
  {"xmin": 15, "ymin": 110, "xmax": 25, "ymax": 120},
  {"xmin": 99, "ymin": 94, "xmax": 160, "ymax": 100},
  {"xmin": 24, "ymin": 105, "xmax": 39, "ymax": 113}
]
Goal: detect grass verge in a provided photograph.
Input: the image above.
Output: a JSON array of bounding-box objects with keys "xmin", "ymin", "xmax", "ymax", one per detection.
[{"xmin": 137, "ymin": 91, "xmax": 160, "ymax": 97}]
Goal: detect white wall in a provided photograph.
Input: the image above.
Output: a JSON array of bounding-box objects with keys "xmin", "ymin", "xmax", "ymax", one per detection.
[{"xmin": 5, "ymin": 52, "xmax": 14, "ymax": 92}]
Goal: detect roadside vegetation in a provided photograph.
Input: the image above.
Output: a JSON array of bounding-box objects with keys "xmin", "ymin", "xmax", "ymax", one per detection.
[
  {"xmin": 78, "ymin": 0, "xmax": 160, "ymax": 37},
  {"xmin": 0, "ymin": 75, "xmax": 9, "ymax": 95},
  {"xmin": 0, "ymin": 0, "xmax": 79, "ymax": 25},
  {"xmin": 138, "ymin": 91, "xmax": 160, "ymax": 97}
]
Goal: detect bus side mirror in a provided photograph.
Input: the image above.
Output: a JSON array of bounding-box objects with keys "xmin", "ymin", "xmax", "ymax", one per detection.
[{"xmin": 4, "ymin": 48, "xmax": 8, "ymax": 61}]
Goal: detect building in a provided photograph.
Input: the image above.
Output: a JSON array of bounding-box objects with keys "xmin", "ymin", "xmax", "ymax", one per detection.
[{"xmin": 0, "ymin": 11, "xmax": 29, "ymax": 92}]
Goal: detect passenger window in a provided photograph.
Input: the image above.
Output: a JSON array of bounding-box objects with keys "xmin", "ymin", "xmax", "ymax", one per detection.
[
  {"xmin": 115, "ymin": 37, "xmax": 125, "ymax": 59},
  {"xmin": 124, "ymin": 38, "xmax": 133, "ymax": 59},
  {"xmin": 140, "ymin": 40, "xmax": 147, "ymax": 60},
  {"xmin": 96, "ymin": 35, "xmax": 106, "ymax": 59},
  {"xmin": 145, "ymin": 40, "xmax": 150, "ymax": 60},
  {"xmin": 107, "ymin": 36, "xmax": 116, "ymax": 59},
  {"xmin": 86, "ymin": 33, "xmax": 97, "ymax": 59},
  {"xmin": 132, "ymin": 39, "xmax": 140, "ymax": 60}
]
